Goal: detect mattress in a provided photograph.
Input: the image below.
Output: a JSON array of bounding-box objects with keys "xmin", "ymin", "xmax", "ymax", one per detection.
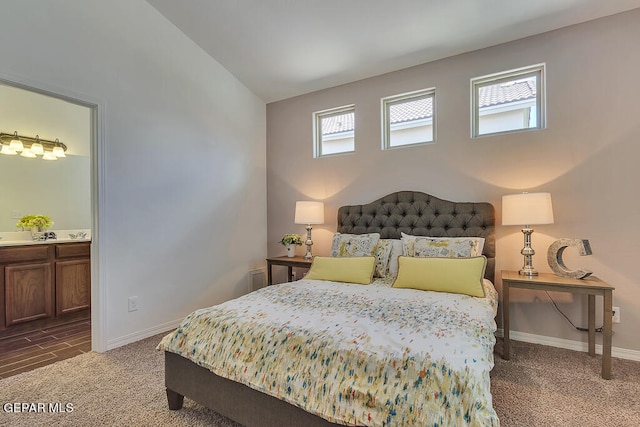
[{"xmin": 158, "ymin": 277, "xmax": 499, "ymax": 426}]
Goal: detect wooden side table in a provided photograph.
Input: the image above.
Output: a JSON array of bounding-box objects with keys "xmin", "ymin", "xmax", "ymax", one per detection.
[
  {"xmin": 266, "ymin": 256, "xmax": 313, "ymax": 286},
  {"xmin": 501, "ymin": 270, "xmax": 615, "ymax": 379}
]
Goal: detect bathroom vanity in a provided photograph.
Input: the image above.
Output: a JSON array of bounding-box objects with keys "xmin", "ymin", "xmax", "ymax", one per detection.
[{"xmin": 0, "ymin": 237, "xmax": 91, "ymax": 332}]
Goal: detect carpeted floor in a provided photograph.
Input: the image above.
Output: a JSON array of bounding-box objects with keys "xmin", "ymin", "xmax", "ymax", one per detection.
[{"xmin": 0, "ymin": 333, "xmax": 639, "ymax": 426}]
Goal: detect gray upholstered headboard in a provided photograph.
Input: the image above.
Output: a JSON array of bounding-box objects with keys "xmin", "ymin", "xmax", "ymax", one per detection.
[{"xmin": 337, "ymin": 191, "xmax": 496, "ymax": 283}]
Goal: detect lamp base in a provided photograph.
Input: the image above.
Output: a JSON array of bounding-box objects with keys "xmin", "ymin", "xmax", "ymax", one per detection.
[
  {"xmin": 303, "ymin": 224, "xmax": 313, "ymax": 260},
  {"xmin": 519, "ymin": 226, "xmax": 538, "ymax": 276},
  {"xmin": 519, "ymin": 266, "xmax": 538, "ymax": 276}
]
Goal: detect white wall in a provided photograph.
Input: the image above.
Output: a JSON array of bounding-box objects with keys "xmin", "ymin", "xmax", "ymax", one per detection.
[
  {"xmin": 267, "ymin": 10, "xmax": 640, "ymax": 355},
  {"xmin": 0, "ymin": 0, "xmax": 266, "ymax": 350}
]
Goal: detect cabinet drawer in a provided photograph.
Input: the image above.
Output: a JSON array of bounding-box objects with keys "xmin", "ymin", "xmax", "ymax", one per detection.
[
  {"xmin": 0, "ymin": 245, "xmax": 49, "ymax": 263},
  {"xmin": 56, "ymin": 243, "xmax": 90, "ymax": 259}
]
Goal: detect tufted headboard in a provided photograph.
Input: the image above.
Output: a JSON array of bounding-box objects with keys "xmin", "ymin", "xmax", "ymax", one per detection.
[{"xmin": 337, "ymin": 191, "xmax": 496, "ymax": 283}]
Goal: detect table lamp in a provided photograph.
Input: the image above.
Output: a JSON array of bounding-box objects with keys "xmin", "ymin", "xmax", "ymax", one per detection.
[
  {"xmin": 294, "ymin": 201, "xmax": 324, "ymax": 260},
  {"xmin": 502, "ymin": 192, "xmax": 554, "ymax": 276}
]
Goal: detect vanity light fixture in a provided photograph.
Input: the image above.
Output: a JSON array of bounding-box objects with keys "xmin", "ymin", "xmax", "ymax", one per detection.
[{"xmin": 0, "ymin": 132, "xmax": 67, "ymax": 160}]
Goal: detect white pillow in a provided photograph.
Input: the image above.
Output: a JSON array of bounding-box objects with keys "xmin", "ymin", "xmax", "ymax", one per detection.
[
  {"xmin": 330, "ymin": 233, "xmax": 381, "ymax": 257},
  {"xmin": 386, "ymin": 239, "xmax": 404, "ymax": 277},
  {"xmin": 373, "ymin": 239, "xmax": 393, "ymax": 278},
  {"xmin": 400, "ymin": 232, "xmax": 485, "ymax": 257}
]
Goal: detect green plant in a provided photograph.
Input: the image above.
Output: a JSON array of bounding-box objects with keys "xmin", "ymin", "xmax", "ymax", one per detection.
[
  {"xmin": 280, "ymin": 233, "xmax": 303, "ymax": 246},
  {"xmin": 16, "ymin": 214, "xmax": 54, "ymax": 230}
]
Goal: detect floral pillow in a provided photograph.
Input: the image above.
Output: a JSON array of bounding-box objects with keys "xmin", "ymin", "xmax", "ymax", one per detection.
[
  {"xmin": 330, "ymin": 233, "xmax": 381, "ymax": 258},
  {"xmin": 386, "ymin": 239, "xmax": 404, "ymax": 277},
  {"xmin": 401, "ymin": 232, "xmax": 484, "ymax": 258},
  {"xmin": 373, "ymin": 239, "xmax": 393, "ymax": 278}
]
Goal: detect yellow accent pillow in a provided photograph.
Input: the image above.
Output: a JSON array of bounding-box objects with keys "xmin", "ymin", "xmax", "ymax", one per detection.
[
  {"xmin": 305, "ymin": 256, "xmax": 376, "ymax": 285},
  {"xmin": 392, "ymin": 256, "xmax": 486, "ymax": 297}
]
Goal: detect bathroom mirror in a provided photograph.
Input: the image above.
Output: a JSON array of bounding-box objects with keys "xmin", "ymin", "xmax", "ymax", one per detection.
[{"xmin": 0, "ymin": 83, "xmax": 91, "ymax": 232}]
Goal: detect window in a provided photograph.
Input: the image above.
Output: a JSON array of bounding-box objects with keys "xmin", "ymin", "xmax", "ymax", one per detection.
[
  {"xmin": 382, "ymin": 89, "xmax": 435, "ymax": 149},
  {"xmin": 471, "ymin": 64, "xmax": 545, "ymax": 138},
  {"xmin": 313, "ymin": 105, "xmax": 355, "ymax": 157}
]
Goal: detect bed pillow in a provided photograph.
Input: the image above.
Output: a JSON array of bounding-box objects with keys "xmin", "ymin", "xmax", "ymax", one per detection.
[
  {"xmin": 330, "ymin": 233, "xmax": 380, "ymax": 257},
  {"xmin": 373, "ymin": 239, "xmax": 393, "ymax": 278},
  {"xmin": 392, "ymin": 255, "xmax": 487, "ymax": 297},
  {"xmin": 401, "ymin": 232, "xmax": 484, "ymax": 258},
  {"xmin": 386, "ymin": 239, "xmax": 404, "ymax": 277},
  {"xmin": 305, "ymin": 256, "xmax": 376, "ymax": 285}
]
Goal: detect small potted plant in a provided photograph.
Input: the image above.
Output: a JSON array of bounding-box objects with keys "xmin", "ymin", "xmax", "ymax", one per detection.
[
  {"xmin": 16, "ymin": 214, "xmax": 54, "ymax": 240},
  {"xmin": 280, "ymin": 233, "xmax": 303, "ymax": 258}
]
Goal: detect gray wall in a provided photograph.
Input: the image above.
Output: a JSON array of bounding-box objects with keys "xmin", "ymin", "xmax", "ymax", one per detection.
[{"xmin": 267, "ymin": 10, "xmax": 640, "ymax": 354}]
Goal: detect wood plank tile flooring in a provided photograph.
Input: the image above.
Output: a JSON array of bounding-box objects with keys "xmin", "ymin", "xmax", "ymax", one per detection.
[{"xmin": 0, "ymin": 319, "xmax": 91, "ymax": 379}]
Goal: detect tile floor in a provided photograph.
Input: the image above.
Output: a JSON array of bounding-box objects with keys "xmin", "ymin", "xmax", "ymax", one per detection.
[{"xmin": 0, "ymin": 319, "xmax": 91, "ymax": 379}]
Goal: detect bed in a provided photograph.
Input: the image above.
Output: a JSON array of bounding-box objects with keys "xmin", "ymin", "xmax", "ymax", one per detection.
[{"xmin": 158, "ymin": 191, "xmax": 498, "ymax": 426}]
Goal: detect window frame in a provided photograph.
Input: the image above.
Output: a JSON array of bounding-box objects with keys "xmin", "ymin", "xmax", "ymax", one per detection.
[
  {"xmin": 471, "ymin": 63, "xmax": 545, "ymax": 138},
  {"xmin": 381, "ymin": 88, "xmax": 436, "ymax": 150},
  {"xmin": 312, "ymin": 104, "xmax": 356, "ymax": 158}
]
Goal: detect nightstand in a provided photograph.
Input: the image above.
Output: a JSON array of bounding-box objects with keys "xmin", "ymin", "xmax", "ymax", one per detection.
[
  {"xmin": 266, "ymin": 256, "xmax": 313, "ymax": 286},
  {"xmin": 501, "ymin": 270, "xmax": 615, "ymax": 379}
]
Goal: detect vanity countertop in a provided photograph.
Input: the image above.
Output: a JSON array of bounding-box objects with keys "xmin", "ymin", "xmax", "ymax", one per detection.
[{"xmin": 0, "ymin": 229, "xmax": 91, "ymax": 247}]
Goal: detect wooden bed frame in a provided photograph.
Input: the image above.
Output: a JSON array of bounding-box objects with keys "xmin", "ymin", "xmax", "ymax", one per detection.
[{"xmin": 164, "ymin": 191, "xmax": 495, "ymax": 426}]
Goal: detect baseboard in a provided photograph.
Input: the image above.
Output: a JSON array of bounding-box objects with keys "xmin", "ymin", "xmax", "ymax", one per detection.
[
  {"xmin": 496, "ymin": 329, "xmax": 640, "ymax": 362},
  {"xmin": 106, "ymin": 318, "xmax": 182, "ymax": 350}
]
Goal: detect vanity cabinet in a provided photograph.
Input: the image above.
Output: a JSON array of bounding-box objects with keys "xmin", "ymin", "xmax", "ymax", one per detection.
[
  {"xmin": 55, "ymin": 243, "xmax": 91, "ymax": 316},
  {"xmin": 0, "ymin": 242, "xmax": 90, "ymax": 331},
  {"xmin": 2, "ymin": 246, "xmax": 53, "ymax": 327}
]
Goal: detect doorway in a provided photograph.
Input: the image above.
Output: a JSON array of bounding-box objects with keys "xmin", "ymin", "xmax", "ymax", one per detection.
[{"xmin": 0, "ymin": 78, "xmax": 100, "ymax": 377}]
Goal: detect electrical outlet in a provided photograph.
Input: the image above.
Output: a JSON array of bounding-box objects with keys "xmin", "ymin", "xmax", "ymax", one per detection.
[
  {"xmin": 128, "ymin": 296, "xmax": 139, "ymax": 312},
  {"xmin": 612, "ymin": 306, "xmax": 620, "ymax": 323},
  {"xmin": 11, "ymin": 209, "xmax": 23, "ymax": 219}
]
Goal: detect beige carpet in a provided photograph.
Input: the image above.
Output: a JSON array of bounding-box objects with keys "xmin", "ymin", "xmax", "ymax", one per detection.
[{"xmin": 1, "ymin": 333, "xmax": 639, "ymax": 426}]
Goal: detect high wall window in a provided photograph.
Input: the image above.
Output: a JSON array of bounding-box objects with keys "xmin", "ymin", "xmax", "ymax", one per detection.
[
  {"xmin": 382, "ymin": 89, "xmax": 435, "ymax": 149},
  {"xmin": 313, "ymin": 105, "xmax": 355, "ymax": 157},
  {"xmin": 471, "ymin": 64, "xmax": 545, "ymax": 138}
]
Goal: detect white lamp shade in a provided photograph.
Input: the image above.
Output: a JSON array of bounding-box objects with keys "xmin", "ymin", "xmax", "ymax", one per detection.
[
  {"xmin": 0, "ymin": 144, "xmax": 17, "ymax": 155},
  {"xmin": 31, "ymin": 141, "xmax": 44, "ymax": 155},
  {"xmin": 52, "ymin": 146, "xmax": 66, "ymax": 157},
  {"xmin": 294, "ymin": 201, "xmax": 324, "ymax": 225},
  {"xmin": 42, "ymin": 151, "xmax": 58, "ymax": 160},
  {"xmin": 20, "ymin": 148, "xmax": 36, "ymax": 158},
  {"xmin": 9, "ymin": 138, "xmax": 24, "ymax": 152},
  {"xmin": 502, "ymin": 192, "xmax": 554, "ymax": 226}
]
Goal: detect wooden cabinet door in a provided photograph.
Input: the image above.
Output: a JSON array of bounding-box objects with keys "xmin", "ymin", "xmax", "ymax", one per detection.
[
  {"xmin": 5, "ymin": 262, "xmax": 53, "ymax": 326},
  {"xmin": 56, "ymin": 259, "xmax": 91, "ymax": 316}
]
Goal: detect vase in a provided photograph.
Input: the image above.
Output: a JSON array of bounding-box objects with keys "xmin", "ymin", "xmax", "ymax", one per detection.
[{"xmin": 286, "ymin": 244, "xmax": 296, "ymax": 258}]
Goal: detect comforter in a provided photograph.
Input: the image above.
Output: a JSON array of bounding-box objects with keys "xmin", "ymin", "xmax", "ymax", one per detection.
[{"xmin": 158, "ymin": 277, "xmax": 499, "ymax": 426}]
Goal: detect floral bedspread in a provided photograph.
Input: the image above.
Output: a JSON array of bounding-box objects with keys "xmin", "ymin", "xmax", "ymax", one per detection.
[{"xmin": 158, "ymin": 277, "xmax": 499, "ymax": 426}]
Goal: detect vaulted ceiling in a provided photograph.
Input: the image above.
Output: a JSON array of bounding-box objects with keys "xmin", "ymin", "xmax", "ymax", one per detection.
[{"xmin": 147, "ymin": 0, "xmax": 640, "ymax": 103}]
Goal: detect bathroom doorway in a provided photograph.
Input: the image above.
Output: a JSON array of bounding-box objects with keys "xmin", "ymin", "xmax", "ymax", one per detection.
[{"xmin": 0, "ymin": 79, "xmax": 98, "ymax": 377}]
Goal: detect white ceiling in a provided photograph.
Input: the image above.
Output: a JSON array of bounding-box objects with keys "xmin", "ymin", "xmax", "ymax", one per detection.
[{"xmin": 147, "ymin": 0, "xmax": 640, "ymax": 103}]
